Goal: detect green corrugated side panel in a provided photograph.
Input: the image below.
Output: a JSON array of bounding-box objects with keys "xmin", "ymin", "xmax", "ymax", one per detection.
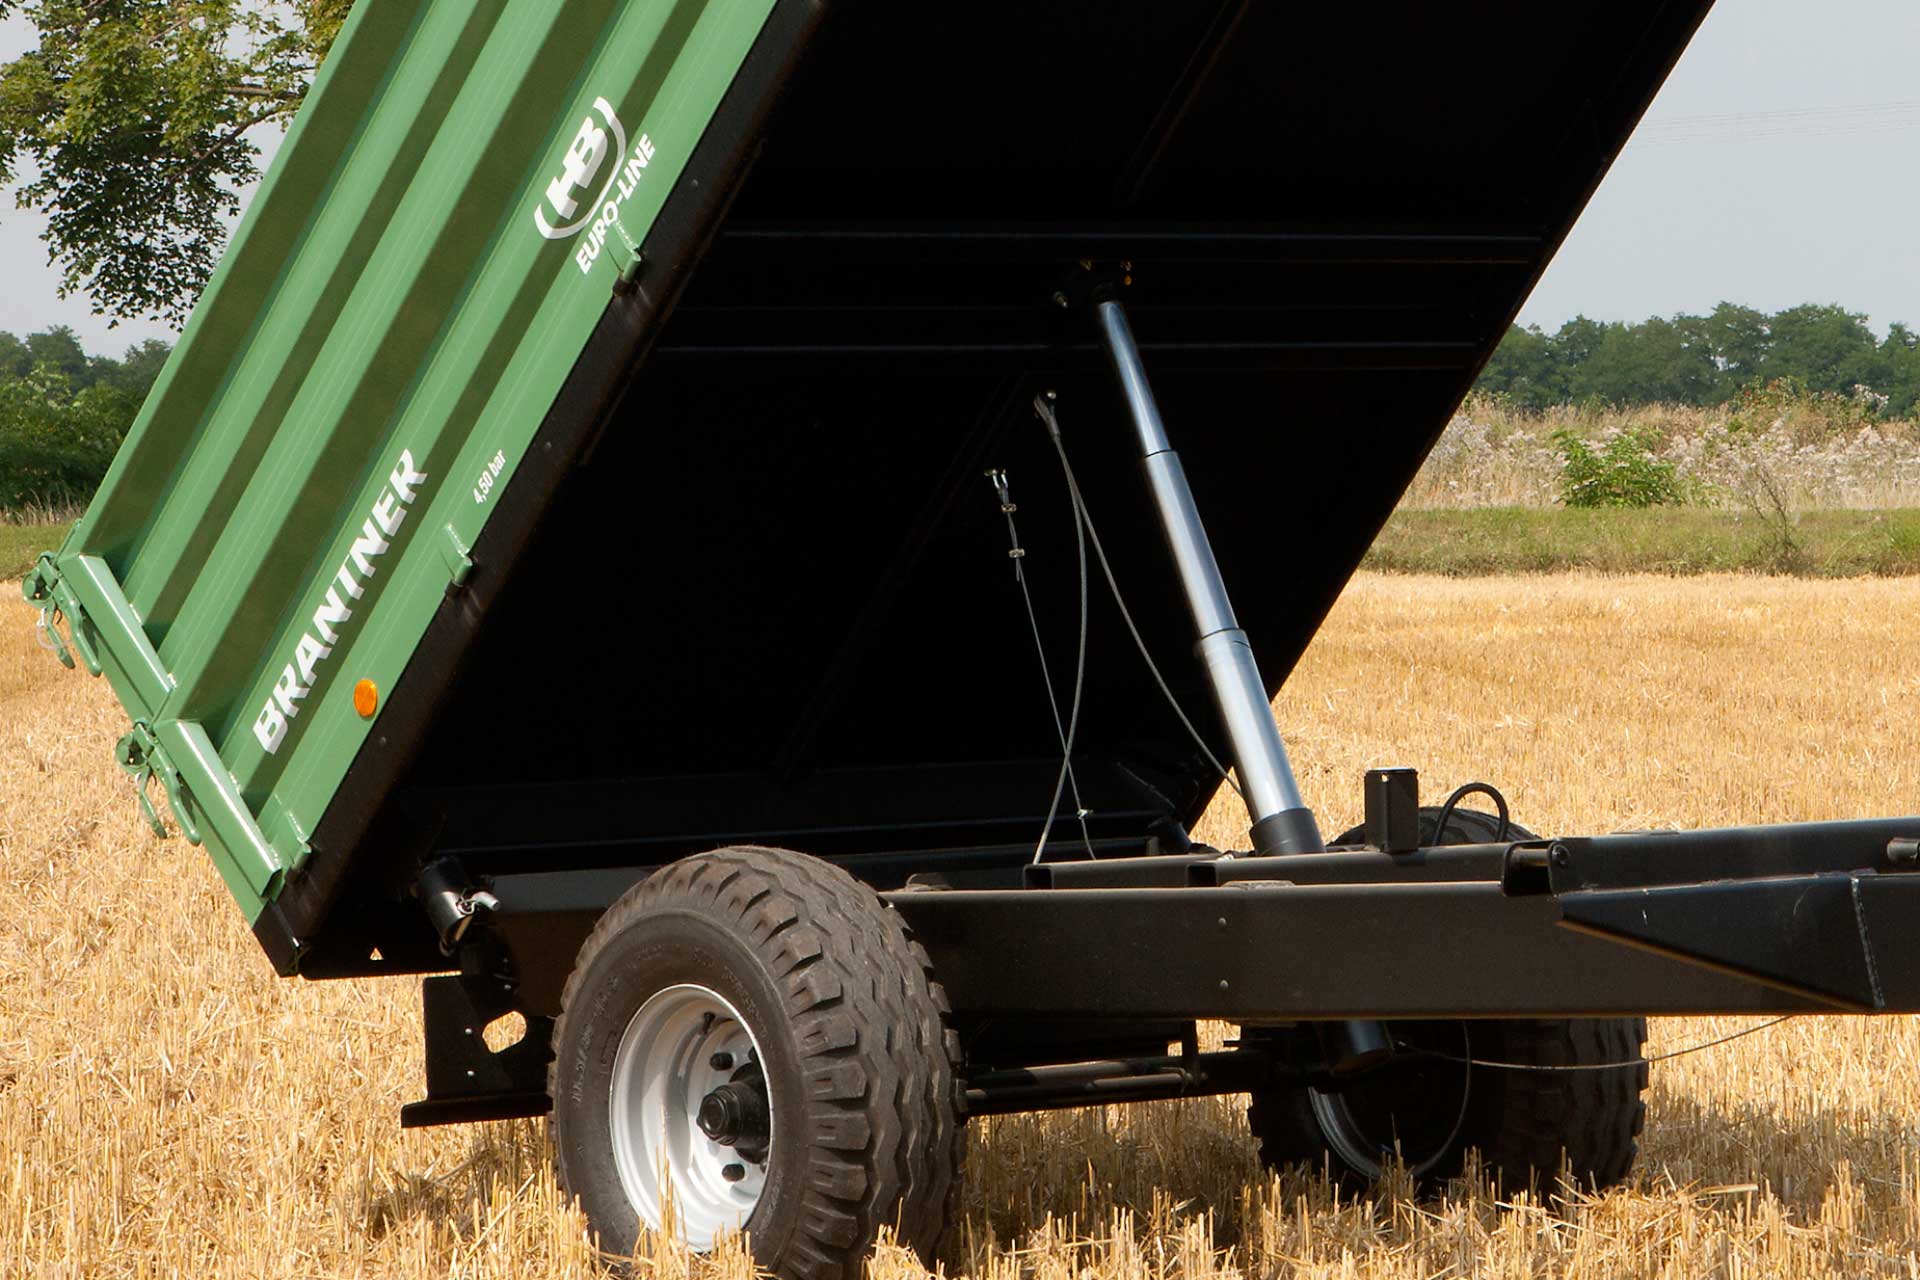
[{"xmin": 39, "ymin": 0, "xmax": 779, "ymax": 922}]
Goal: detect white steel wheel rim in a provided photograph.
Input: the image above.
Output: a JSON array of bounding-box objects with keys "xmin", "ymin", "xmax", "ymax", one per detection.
[{"xmin": 609, "ymin": 983, "xmax": 774, "ymax": 1249}]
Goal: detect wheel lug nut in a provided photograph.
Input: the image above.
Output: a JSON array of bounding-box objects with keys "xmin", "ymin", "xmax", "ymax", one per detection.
[
  {"xmin": 722, "ymin": 1163, "xmax": 746, "ymax": 1183},
  {"xmin": 710, "ymin": 1052, "xmax": 734, "ymax": 1071}
]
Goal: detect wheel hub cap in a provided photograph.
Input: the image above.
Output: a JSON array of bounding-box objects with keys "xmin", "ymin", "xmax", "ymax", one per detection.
[{"xmin": 697, "ymin": 1074, "xmax": 772, "ymax": 1162}]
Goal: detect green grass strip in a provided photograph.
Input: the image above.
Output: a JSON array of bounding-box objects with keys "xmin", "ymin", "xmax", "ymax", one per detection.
[
  {"xmin": 1368, "ymin": 508, "xmax": 1920, "ymax": 576},
  {"xmin": 1, "ymin": 522, "xmax": 73, "ymax": 582}
]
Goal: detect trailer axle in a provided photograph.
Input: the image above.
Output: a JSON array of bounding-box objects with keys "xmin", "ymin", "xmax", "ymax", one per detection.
[{"xmin": 963, "ymin": 1049, "xmax": 1279, "ymax": 1116}]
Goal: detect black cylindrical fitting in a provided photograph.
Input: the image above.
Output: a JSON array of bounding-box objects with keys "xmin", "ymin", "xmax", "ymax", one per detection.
[{"xmin": 1251, "ymin": 807, "xmax": 1325, "ymax": 855}]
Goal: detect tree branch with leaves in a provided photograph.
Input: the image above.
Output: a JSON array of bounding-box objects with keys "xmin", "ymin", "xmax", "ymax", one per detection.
[{"xmin": 0, "ymin": 0, "xmax": 352, "ymax": 329}]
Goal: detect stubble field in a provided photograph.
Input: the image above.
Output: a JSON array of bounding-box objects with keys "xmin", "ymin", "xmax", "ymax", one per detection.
[{"xmin": 6, "ymin": 572, "xmax": 1920, "ymax": 1277}]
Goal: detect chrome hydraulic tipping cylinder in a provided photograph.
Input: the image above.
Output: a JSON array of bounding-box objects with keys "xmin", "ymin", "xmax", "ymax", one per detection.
[{"xmin": 1094, "ymin": 298, "xmax": 1325, "ymax": 857}]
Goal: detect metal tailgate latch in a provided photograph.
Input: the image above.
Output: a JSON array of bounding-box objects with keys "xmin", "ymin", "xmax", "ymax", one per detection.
[
  {"xmin": 22, "ymin": 554, "xmax": 103, "ymax": 676},
  {"xmin": 115, "ymin": 721, "xmax": 201, "ymax": 845},
  {"xmin": 417, "ymin": 860, "xmax": 502, "ymax": 953}
]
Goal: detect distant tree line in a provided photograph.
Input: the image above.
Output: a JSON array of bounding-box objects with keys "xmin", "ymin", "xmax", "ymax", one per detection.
[
  {"xmin": 1475, "ymin": 303, "xmax": 1920, "ymax": 417},
  {"xmin": 0, "ymin": 326, "xmax": 171, "ymax": 512}
]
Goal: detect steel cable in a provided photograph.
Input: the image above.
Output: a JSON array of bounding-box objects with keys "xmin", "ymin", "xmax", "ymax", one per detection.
[
  {"xmin": 1033, "ymin": 393, "xmax": 1245, "ymax": 801},
  {"xmin": 1400, "ymin": 1016, "xmax": 1795, "ymax": 1073},
  {"xmin": 985, "ymin": 459, "xmax": 1095, "ymax": 865}
]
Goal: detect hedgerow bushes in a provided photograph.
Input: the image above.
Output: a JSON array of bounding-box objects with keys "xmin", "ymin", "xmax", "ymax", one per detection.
[
  {"xmin": 1408, "ymin": 383, "xmax": 1920, "ymax": 511},
  {"xmin": 0, "ymin": 328, "xmax": 165, "ymax": 516},
  {"xmin": 0, "ymin": 369, "xmax": 138, "ymax": 512}
]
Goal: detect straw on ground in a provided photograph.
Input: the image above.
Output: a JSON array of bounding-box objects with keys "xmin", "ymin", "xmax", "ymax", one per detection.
[{"xmin": 5, "ymin": 573, "xmax": 1920, "ymax": 1277}]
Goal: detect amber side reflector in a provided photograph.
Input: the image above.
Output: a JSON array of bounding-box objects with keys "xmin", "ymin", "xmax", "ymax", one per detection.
[{"xmin": 354, "ymin": 679, "xmax": 379, "ymax": 718}]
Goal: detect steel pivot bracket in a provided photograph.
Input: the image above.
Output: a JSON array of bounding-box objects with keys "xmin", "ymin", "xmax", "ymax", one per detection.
[
  {"xmin": 116, "ymin": 721, "xmax": 201, "ymax": 844},
  {"xmin": 1048, "ymin": 258, "xmax": 1134, "ymax": 313},
  {"xmin": 400, "ymin": 972, "xmax": 554, "ymax": 1129},
  {"xmin": 417, "ymin": 860, "xmax": 503, "ymax": 953}
]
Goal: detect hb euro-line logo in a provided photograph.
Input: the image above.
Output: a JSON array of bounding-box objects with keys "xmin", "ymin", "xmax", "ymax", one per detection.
[{"xmin": 534, "ymin": 96, "xmax": 658, "ymax": 276}]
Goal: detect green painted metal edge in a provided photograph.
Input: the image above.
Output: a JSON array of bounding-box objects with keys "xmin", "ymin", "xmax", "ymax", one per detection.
[{"xmin": 63, "ymin": 556, "xmax": 175, "ymax": 715}]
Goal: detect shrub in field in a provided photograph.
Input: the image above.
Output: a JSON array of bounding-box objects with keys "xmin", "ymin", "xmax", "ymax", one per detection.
[{"xmin": 1552, "ymin": 426, "xmax": 1681, "ymax": 508}]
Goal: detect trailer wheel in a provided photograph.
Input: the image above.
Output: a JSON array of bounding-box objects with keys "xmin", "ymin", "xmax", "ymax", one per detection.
[
  {"xmin": 549, "ymin": 846, "xmax": 965, "ymax": 1278},
  {"xmin": 1246, "ymin": 808, "xmax": 1648, "ymax": 1193}
]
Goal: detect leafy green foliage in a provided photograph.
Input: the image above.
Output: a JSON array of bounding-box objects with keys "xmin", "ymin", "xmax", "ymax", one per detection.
[
  {"xmin": 1552, "ymin": 427, "xmax": 1682, "ymax": 509},
  {"xmin": 22, "ymin": 324, "xmax": 83, "ymax": 383},
  {"xmin": 0, "ymin": 366, "xmax": 133, "ymax": 508},
  {"xmin": 0, "ymin": 1, "xmax": 351, "ymax": 328},
  {"xmin": 0, "ymin": 328, "xmax": 169, "ymax": 510},
  {"xmin": 1478, "ymin": 303, "xmax": 1920, "ymax": 416}
]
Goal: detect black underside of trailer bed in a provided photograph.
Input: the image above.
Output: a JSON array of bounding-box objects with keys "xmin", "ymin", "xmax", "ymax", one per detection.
[{"xmin": 262, "ymin": 0, "xmax": 1719, "ymax": 974}]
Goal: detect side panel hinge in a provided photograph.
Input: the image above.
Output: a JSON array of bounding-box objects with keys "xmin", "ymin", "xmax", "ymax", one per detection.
[
  {"xmin": 440, "ymin": 522, "xmax": 475, "ymax": 587},
  {"xmin": 117, "ymin": 721, "xmax": 197, "ymax": 844},
  {"xmin": 25, "ymin": 553, "xmax": 176, "ymax": 718},
  {"xmin": 116, "ymin": 718, "xmax": 287, "ymax": 907},
  {"xmin": 23, "ymin": 553, "xmax": 101, "ymax": 677}
]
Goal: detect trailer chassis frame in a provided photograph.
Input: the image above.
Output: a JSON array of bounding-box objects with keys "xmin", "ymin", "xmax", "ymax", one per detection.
[{"xmin": 397, "ymin": 796, "xmax": 1920, "ymax": 1126}]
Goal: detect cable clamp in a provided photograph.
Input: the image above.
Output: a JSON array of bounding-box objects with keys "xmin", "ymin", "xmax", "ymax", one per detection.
[{"xmin": 986, "ymin": 468, "xmax": 1016, "ymax": 512}]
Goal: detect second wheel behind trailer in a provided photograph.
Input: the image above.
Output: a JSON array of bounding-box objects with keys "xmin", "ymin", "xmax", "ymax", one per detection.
[{"xmin": 1243, "ymin": 808, "xmax": 1648, "ymax": 1193}]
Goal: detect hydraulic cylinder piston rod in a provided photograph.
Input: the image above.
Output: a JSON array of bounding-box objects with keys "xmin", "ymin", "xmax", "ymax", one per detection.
[{"xmin": 1095, "ymin": 299, "xmax": 1325, "ymax": 856}]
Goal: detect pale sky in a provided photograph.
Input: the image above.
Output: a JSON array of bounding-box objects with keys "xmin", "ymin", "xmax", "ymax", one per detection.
[
  {"xmin": 3, "ymin": 2, "xmax": 1919, "ymax": 355},
  {"xmin": 1519, "ymin": 0, "xmax": 1920, "ymax": 338}
]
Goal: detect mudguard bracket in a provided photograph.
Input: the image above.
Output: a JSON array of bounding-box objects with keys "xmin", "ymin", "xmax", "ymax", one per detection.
[{"xmin": 400, "ymin": 971, "xmax": 554, "ymax": 1129}]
